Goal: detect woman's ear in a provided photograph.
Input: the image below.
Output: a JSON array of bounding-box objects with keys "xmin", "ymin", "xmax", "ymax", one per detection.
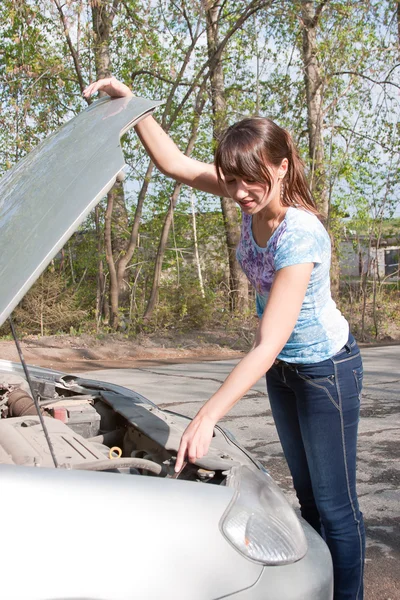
[{"xmin": 278, "ymin": 158, "xmax": 289, "ymax": 179}]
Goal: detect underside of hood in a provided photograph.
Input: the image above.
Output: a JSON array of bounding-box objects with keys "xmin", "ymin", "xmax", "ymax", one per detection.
[{"xmin": 0, "ymin": 95, "xmax": 162, "ymax": 326}]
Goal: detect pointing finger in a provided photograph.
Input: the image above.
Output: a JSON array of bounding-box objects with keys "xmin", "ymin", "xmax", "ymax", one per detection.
[
  {"xmin": 187, "ymin": 443, "xmax": 197, "ymax": 465},
  {"xmin": 175, "ymin": 439, "xmax": 188, "ymax": 472}
]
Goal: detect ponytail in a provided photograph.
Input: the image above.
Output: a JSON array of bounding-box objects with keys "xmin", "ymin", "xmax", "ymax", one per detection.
[{"xmin": 283, "ymin": 130, "xmax": 320, "ymax": 217}]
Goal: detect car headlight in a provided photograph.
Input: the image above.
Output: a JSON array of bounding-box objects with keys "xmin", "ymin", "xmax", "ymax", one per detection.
[{"xmin": 221, "ymin": 465, "xmax": 307, "ymax": 565}]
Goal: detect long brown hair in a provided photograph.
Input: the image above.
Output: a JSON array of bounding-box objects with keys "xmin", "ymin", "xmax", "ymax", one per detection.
[{"xmin": 214, "ymin": 117, "xmax": 319, "ymax": 216}]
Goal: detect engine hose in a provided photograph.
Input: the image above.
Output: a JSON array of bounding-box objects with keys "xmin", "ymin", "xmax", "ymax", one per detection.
[
  {"xmin": 71, "ymin": 457, "xmax": 164, "ymax": 475},
  {"xmin": 7, "ymin": 388, "xmax": 37, "ymax": 417},
  {"xmin": 87, "ymin": 430, "xmax": 123, "ymax": 446}
]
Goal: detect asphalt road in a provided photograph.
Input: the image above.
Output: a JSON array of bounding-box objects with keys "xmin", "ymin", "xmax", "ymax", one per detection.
[{"xmin": 81, "ymin": 345, "xmax": 400, "ymax": 600}]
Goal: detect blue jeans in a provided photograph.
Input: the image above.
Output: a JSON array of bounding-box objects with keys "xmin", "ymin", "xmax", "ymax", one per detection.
[{"xmin": 266, "ymin": 335, "xmax": 365, "ymax": 600}]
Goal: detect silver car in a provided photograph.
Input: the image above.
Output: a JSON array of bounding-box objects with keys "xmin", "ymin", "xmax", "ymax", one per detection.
[{"xmin": 0, "ymin": 95, "xmax": 333, "ymax": 600}]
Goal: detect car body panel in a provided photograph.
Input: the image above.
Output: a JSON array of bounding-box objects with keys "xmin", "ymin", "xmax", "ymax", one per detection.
[
  {"xmin": 0, "ymin": 464, "xmax": 333, "ymax": 600},
  {"xmin": 0, "ymin": 95, "xmax": 162, "ymax": 326},
  {"xmin": 0, "ymin": 464, "xmax": 262, "ymax": 600}
]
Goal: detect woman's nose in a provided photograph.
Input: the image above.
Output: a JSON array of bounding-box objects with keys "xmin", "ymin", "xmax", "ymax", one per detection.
[{"xmin": 233, "ymin": 181, "xmax": 248, "ymax": 199}]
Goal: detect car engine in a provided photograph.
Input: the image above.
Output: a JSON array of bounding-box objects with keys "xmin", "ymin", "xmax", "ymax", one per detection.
[
  {"xmin": 0, "ymin": 373, "xmax": 183, "ymax": 476},
  {"xmin": 0, "ymin": 371, "xmax": 254, "ymax": 482}
]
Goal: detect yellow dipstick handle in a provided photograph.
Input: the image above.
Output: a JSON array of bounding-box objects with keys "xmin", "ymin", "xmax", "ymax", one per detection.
[{"xmin": 109, "ymin": 446, "xmax": 122, "ymax": 459}]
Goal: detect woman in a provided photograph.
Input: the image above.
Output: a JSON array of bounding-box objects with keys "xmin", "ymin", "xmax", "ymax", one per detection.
[{"xmin": 84, "ymin": 77, "xmax": 365, "ymax": 600}]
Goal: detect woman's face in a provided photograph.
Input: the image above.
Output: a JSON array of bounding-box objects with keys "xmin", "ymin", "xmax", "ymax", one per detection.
[
  {"xmin": 222, "ymin": 172, "xmax": 280, "ymax": 215},
  {"xmin": 222, "ymin": 159, "xmax": 287, "ymax": 215}
]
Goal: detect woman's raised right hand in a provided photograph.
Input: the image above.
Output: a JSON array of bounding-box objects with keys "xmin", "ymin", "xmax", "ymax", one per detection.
[{"xmin": 83, "ymin": 76, "xmax": 133, "ymax": 100}]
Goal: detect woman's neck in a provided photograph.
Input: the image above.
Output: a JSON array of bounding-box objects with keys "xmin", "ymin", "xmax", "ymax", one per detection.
[
  {"xmin": 256, "ymin": 199, "xmax": 285, "ymax": 222},
  {"xmin": 252, "ymin": 203, "xmax": 288, "ymax": 247}
]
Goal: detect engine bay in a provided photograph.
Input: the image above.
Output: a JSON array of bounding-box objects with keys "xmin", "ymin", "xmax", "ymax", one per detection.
[{"xmin": 0, "ymin": 370, "xmax": 258, "ymax": 483}]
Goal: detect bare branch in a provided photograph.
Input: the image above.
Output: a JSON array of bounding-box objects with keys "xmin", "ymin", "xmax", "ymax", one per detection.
[
  {"xmin": 181, "ymin": 2, "xmax": 194, "ymax": 42},
  {"xmin": 131, "ymin": 69, "xmax": 191, "ymax": 86},
  {"xmin": 332, "ymin": 70, "xmax": 400, "ymax": 91},
  {"xmin": 384, "ymin": 62, "xmax": 400, "ymax": 79},
  {"xmin": 313, "ymin": 0, "xmax": 330, "ymax": 26},
  {"xmin": 120, "ymin": 0, "xmax": 145, "ymax": 29},
  {"xmin": 168, "ymin": 0, "xmax": 274, "ymax": 125},
  {"xmin": 112, "ymin": 0, "xmax": 121, "ymax": 18},
  {"xmin": 334, "ymin": 125, "xmax": 394, "ymax": 153},
  {"xmin": 160, "ymin": 1, "xmax": 186, "ymax": 50},
  {"xmin": 219, "ymin": 0, "xmax": 229, "ymax": 14},
  {"xmin": 52, "ymin": 0, "xmax": 88, "ymax": 100},
  {"xmin": 298, "ymin": 0, "xmax": 329, "ymax": 29},
  {"xmin": 160, "ymin": 15, "xmax": 204, "ymax": 129}
]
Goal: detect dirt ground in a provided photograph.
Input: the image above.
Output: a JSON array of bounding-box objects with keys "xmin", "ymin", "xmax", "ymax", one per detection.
[{"xmin": 0, "ymin": 330, "xmax": 248, "ymax": 371}]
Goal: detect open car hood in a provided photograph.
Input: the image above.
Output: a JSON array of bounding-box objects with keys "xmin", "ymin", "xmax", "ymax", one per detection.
[{"xmin": 0, "ymin": 95, "xmax": 162, "ymax": 326}]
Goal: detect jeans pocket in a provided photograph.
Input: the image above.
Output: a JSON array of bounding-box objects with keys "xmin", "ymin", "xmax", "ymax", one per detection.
[
  {"xmin": 295, "ymin": 365, "xmax": 339, "ymax": 409},
  {"xmin": 353, "ymin": 367, "xmax": 363, "ymax": 401},
  {"xmin": 297, "ymin": 372, "xmax": 336, "ymax": 385},
  {"xmin": 295, "ymin": 360, "xmax": 336, "ymax": 385}
]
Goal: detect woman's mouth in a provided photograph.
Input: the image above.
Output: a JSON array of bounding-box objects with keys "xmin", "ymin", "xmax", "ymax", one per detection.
[{"xmin": 239, "ymin": 199, "xmax": 256, "ymax": 208}]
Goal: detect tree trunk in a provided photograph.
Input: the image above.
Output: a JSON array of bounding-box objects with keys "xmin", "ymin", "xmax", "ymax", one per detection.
[
  {"xmin": 299, "ymin": 2, "xmax": 340, "ymax": 295},
  {"xmin": 300, "ymin": 1, "xmax": 328, "ymax": 216},
  {"xmin": 204, "ymin": 1, "xmax": 248, "ymax": 312},
  {"xmin": 143, "ymin": 181, "xmax": 184, "ymax": 320},
  {"xmin": 115, "ymin": 159, "xmax": 155, "ymax": 303},
  {"xmin": 94, "ymin": 205, "xmax": 109, "ymax": 326},
  {"xmin": 191, "ymin": 191, "xmax": 205, "ymax": 299},
  {"xmin": 104, "ymin": 188, "xmax": 120, "ymax": 327},
  {"xmin": 91, "ymin": 2, "xmax": 120, "ymax": 84},
  {"xmin": 108, "ymin": 179, "xmax": 130, "ymax": 307}
]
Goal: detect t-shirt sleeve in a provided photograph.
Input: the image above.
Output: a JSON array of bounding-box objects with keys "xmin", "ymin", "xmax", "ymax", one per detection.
[{"xmin": 274, "ymin": 225, "xmax": 324, "ymax": 271}]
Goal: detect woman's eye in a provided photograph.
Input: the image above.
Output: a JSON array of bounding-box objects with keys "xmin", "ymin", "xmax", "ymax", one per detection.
[
  {"xmin": 244, "ymin": 178, "xmax": 256, "ymax": 184},
  {"xmin": 225, "ymin": 179, "xmax": 236, "ymax": 184}
]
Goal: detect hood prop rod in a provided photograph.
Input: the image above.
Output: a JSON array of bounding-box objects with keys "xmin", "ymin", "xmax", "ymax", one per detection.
[{"xmin": 9, "ymin": 317, "xmax": 59, "ymax": 468}]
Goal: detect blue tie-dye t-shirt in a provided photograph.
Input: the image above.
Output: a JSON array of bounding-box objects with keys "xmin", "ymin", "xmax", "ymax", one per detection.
[{"xmin": 236, "ymin": 207, "xmax": 349, "ymax": 363}]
